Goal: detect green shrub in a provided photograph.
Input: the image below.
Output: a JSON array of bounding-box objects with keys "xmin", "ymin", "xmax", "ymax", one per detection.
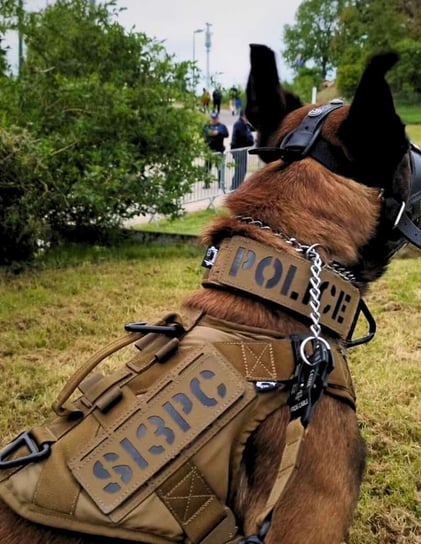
[{"xmin": 0, "ymin": 127, "xmax": 51, "ymax": 264}]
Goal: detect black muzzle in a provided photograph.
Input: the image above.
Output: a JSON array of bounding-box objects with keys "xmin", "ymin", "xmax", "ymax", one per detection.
[{"xmin": 393, "ymin": 143, "xmax": 421, "ymax": 249}]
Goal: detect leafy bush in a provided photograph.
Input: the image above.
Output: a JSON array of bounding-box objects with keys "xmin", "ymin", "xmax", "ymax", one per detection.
[
  {"xmin": 0, "ymin": 127, "xmax": 52, "ymax": 264},
  {"xmin": 0, "ymin": 0, "xmax": 209, "ymax": 258},
  {"xmin": 337, "ymin": 62, "xmax": 364, "ymax": 99}
]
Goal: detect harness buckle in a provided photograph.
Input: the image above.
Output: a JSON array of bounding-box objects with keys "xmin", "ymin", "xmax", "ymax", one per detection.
[
  {"xmin": 239, "ymin": 516, "xmax": 272, "ymax": 543},
  {"xmin": 0, "ymin": 431, "xmax": 51, "ymax": 469}
]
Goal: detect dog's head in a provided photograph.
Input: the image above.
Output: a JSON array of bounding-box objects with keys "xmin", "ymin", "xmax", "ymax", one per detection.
[{"xmin": 222, "ymin": 45, "xmax": 420, "ymax": 286}]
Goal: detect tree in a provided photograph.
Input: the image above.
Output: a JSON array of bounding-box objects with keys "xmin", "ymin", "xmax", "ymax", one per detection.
[
  {"xmin": 395, "ymin": 0, "xmax": 421, "ymax": 41},
  {"xmin": 282, "ymin": 0, "xmax": 345, "ymax": 79},
  {"xmin": 282, "ymin": 0, "xmax": 421, "ymax": 99},
  {"xmin": 388, "ymin": 38, "xmax": 421, "ymax": 97},
  {"xmin": 334, "ymin": 0, "xmax": 413, "ymax": 97},
  {"xmin": 0, "ymin": 0, "xmax": 208, "ymax": 252},
  {"xmin": 0, "ymin": 0, "xmax": 21, "ymax": 75}
]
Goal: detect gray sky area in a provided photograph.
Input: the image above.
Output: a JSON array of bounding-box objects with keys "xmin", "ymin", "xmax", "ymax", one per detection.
[{"xmin": 6, "ymin": 0, "xmax": 302, "ymax": 89}]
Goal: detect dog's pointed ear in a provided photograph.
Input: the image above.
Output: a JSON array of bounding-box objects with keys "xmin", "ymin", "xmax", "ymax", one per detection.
[
  {"xmin": 245, "ymin": 44, "xmax": 302, "ymax": 141},
  {"xmin": 338, "ymin": 52, "xmax": 408, "ymax": 189}
]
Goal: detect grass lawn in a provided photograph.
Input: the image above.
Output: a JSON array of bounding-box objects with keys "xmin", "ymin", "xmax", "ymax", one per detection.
[
  {"xmin": 1, "ymin": 100, "xmax": 421, "ymax": 543},
  {"xmin": 0, "ymin": 238, "xmax": 419, "ymax": 543},
  {"xmin": 407, "ymin": 124, "xmax": 421, "ymax": 145},
  {"xmin": 135, "ymin": 208, "xmax": 223, "ymax": 236},
  {"xmin": 397, "ymin": 104, "xmax": 421, "ymax": 125}
]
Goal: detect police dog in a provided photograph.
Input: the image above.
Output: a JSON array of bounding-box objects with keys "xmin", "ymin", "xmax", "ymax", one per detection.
[{"xmin": 0, "ymin": 45, "xmax": 419, "ymax": 544}]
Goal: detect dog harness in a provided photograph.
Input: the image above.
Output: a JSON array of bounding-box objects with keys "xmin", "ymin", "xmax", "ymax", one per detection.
[{"xmin": 0, "ymin": 239, "xmax": 363, "ymax": 543}]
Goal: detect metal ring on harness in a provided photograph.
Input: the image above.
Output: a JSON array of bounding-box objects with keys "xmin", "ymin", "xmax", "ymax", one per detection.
[{"xmin": 299, "ymin": 336, "xmax": 331, "ymax": 366}]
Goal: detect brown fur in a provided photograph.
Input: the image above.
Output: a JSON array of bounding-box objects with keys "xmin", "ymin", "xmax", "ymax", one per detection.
[{"xmin": 0, "ymin": 46, "xmax": 413, "ymax": 543}]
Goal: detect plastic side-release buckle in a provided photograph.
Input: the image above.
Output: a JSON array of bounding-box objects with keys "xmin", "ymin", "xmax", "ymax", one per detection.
[
  {"xmin": 199, "ymin": 507, "xmax": 239, "ymax": 544},
  {"xmin": 0, "ymin": 431, "xmax": 51, "ymax": 469}
]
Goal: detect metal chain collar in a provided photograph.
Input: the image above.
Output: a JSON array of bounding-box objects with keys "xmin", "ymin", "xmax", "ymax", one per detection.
[
  {"xmin": 235, "ymin": 216, "xmax": 356, "ymax": 283},
  {"xmin": 234, "ymin": 215, "xmax": 354, "ymax": 362}
]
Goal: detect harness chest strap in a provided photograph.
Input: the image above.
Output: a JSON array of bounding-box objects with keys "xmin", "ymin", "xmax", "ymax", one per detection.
[{"xmin": 202, "ymin": 236, "xmax": 361, "ymax": 340}]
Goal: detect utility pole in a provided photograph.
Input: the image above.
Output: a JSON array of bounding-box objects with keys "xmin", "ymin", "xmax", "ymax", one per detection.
[
  {"xmin": 18, "ymin": 0, "xmax": 24, "ymax": 75},
  {"xmin": 205, "ymin": 22, "xmax": 212, "ymax": 91},
  {"xmin": 192, "ymin": 28, "xmax": 204, "ymax": 92}
]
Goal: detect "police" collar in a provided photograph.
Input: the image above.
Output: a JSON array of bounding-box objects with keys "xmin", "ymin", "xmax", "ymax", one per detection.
[{"xmin": 202, "ymin": 236, "xmax": 376, "ymax": 347}]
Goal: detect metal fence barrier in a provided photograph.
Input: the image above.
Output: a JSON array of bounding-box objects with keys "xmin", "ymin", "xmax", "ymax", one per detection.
[
  {"xmin": 137, "ymin": 148, "xmax": 264, "ymax": 225},
  {"xmin": 181, "ymin": 147, "xmax": 263, "ymax": 211}
]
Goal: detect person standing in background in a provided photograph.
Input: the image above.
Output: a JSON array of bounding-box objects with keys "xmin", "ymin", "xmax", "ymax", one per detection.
[
  {"xmin": 212, "ymin": 88, "xmax": 222, "ymax": 114},
  {"xmin": 230, "ymin": 109, "xmax": 254, "ymax": 190},
  {"xmin": 200, "ymin": 88, "xmax": 211, "ymax": 112},
  {"xmin": 229, "ymin": 86, "xmax": 239, "ymax": 115},
  {"xmin": 203, "ymin": 111, "xmax": 229, "ymax": 188}
]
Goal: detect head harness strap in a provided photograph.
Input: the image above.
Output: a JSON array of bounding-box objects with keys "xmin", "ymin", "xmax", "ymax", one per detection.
[
  {"xmin": 389, "ymin": 142, "xmax": 421, "ymax": 249},
  {"xmin": 250, "ymin": 100, "xmax": 346, "ymax": 166},
  {"xmin": 278, "ymin": 101, "xmax": 344, "ymax": 162},
  {"xmin": 250, "ymin": 100, "xmax": 421, "ymax": 251}
]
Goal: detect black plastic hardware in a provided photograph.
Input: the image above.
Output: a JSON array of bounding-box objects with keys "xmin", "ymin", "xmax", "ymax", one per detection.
[
  {"xmin": 345, "ymin": 299, "xmax": 377, "ymax": 348},
  {"xmin": 124, "ymin": 322, "xmax": 184, "ymax": 336},
  {"xmin": 240, "ymin": 515, "xmax": 272, "ymax": 543},
  {"xmin": 289, "ymin": 337, "xmax": 334, "ymax": 427},
  {"xmin": 0, "ymin": 431, "xmax": 51, "ymax": 469}
]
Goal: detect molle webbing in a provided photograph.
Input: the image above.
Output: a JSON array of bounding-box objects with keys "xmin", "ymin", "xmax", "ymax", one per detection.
[
  {"xmin": 202, "ymin": 236, "xmax": 361, "ymax": 340},
  {"xmin": 0, "ymin": 314, "xmax": 355, "ymax": 543}
]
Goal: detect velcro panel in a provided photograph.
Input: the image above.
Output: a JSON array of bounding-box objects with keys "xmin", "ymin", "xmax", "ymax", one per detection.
[
  {"xmin": 157, "ymin": 460, "xmax": 227, "ymax": 543},
  {"xmin": 69, "ymin": 346, "xmax": 246, "ymax": 515}
]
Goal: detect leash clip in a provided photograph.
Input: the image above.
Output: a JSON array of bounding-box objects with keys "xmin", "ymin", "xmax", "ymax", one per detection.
[{"xmin": 289, "ymin": 337, "xmax": 333, "ymax": 426}]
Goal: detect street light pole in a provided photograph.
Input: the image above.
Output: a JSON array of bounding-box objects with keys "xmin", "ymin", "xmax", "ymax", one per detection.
[
  {"xmin": 192, "ymin": 28, "xmax": 204, "ymax": 92},
  {"xmin": 205, "ymin": 22, "xmax": 212, "ymax": 91},
  {"xmin": 18, "ymin": 0, "xmax": 24, "ymax": 75}
]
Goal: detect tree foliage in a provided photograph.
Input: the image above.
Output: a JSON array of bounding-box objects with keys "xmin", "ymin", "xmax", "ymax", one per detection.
[
  {"xmin": 0, "ymin": 127, "xmax": 52, "ymax": 265},
  {"xmin": 283, "ymin": 0, "xmax": 345, "ymax": 79},
  {"xmin": 0, "ymin": 0, "xmax": 208, "ymax": 264},
  {"xmin": 282, "ymin": 0, "xmax": 421, "ymax": 99}
]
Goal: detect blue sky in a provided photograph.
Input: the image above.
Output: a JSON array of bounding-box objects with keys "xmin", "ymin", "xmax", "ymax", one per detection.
[{"xmin": 5, "ymin": 0, "xmax": 302, "ymax": 89}]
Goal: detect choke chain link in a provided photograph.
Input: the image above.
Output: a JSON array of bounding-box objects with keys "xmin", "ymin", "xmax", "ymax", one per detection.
[
  {"xmin": 235, "ymin": 216, "xmax": 356, "ymax": 283},
  {"xmin": 305, "ymin": 244, "xmax": 323, "ymax": 341},
  {"xmin": 235, "ymin": 216, "xmax": 332, "ymax": 362}
]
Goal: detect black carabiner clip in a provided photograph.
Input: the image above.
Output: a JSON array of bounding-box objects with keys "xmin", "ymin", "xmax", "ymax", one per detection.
[
  {"xmin": 345, "ymin": 299, "xmax": 377, "ymax": 348},
  {"xmin": 0, "ymin": 431, "xmax": 51, "ymax": 469}
]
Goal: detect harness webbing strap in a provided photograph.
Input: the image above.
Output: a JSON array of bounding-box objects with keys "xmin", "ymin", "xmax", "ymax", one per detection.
[
  {"xmin": 256, "ymin": 418, "xmax": 306, "ymax": 529},
  {"xmin": 156, "ymin": 460, "xmax": 238, "ymax": 544}
]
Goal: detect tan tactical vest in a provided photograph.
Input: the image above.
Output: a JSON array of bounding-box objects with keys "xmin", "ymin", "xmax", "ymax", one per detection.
[{"xmin": 0, "ymin": 311, "xmax": 355, "ymax": 543}]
